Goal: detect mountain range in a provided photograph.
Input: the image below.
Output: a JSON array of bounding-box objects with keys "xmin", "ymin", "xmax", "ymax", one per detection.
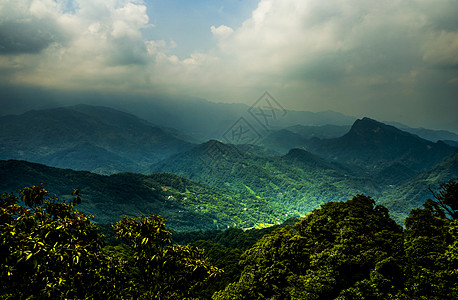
[
  {"xmin": 1, "ymin": 104, "xmax": 457, "ymax": 227},
  {"xmin": 0, "ymin": 105, "xmax": 193, "ymax": 174},
  {"xmin": 3, "ymin": 90, "xmax": 457, "ymax": 143}
]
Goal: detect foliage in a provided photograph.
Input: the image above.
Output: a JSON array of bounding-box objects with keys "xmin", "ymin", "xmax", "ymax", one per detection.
[
  {"xmin": 2, "ymin": 180, "xmax": 458, "ymax": 299},
  {"xmin": 191, "ymin": 240, "xmax": 244, "ymax": 297},
  {"xmin": 403, "ymin": 181, "xmax": 458, "ymax": 299},
  {"xmin": 429, "ymin": 178, "xmax": 458, "ymax": 219},
  {"xmin": 0, "ymin": 160, "xmax": 286, "ymax": 231},
  {"xmin": 214, "ymin": 195, "xmax": 405, "ymax": 299},
  {"xmin": 113, "ymin": 214, "xmax": 222, "ymax": 299},
  {"xmin": 0, "ymin": 185, "xmax": 220, "ymax": 299},
  {"xmin": 152, "ymin": 142, "xmax": 382, "ymax": 222},
  {"xmin": 379, "ymin": 153, "xmax": 458, "ymax": 224},
  {"xmin": 0, "ymin": 184, "xmax": 130, "ymax": 299}
]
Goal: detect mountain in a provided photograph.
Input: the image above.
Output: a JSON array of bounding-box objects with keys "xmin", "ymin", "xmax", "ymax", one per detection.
[
  {"xmin": 386, "ymin": 121, "xmax": 458, "ymax": 142},
  {"xmin": 259, "ymin": 124, "xmax": 351, "ymax": 155},
  {"xmin": 306, "ymin": 117, "xmax": 456, "ymax": 179},
  {"xmin": 281, "ymin": 148, "xmax": 353, "ymax": 174},
  {"xmin": 285, "ymin": 124, "xmax": 351, "ymax": 139},
  {"xmin": 378, "ymin": 150, "xmax": 458, "ymax": 222},
  {"xmin": 0, "ymin": 160, "xmax": 286, "ymax": 230},
  {"xmin": 443, "ymin": 140, "xmax": 458, "ymax": 147},
  {"xmin": 0, "ymin": 86, "xmax": 358, "ymax": 142},
  {"xmin": 234, "ymin": 144, "xmax": 281, "ymax": 157},
  {"xmin": 108, "ymin": 99, "xmax": 357, "ymax": 142},
  {"xmin": 259, "ymin": 129, "xmax": 308, "ymax": 154},
  {"xmin": 275, "ymin": 110, "xmax": 356, "ymax": 127},
  {"xmin": 4, "ymin": 86, "xmax": 457, "ymax": 143},
  {"xmin": 0, "ymin": 105, "xmax": 194, "ymax": 174},
  {"xmin": 40, "ymin": 142, "xmax": 138, "ymax": 174},
  {"xmin": 151, "ymin": 140, "xmax": 380, "ymax": 213}
]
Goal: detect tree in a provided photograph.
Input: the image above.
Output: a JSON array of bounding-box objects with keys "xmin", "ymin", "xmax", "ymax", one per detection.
[
  {"xmin": 403, "ymin": 180, "xmax": 458, "ymax": 299},
  {"xmin": 0, "ymin": 184, "xmax": 130, "ymax": 299},
  {"xmin": 0, "ymin": 185, "xmax": 221, "ymax": 299},
  {"xmin": 214, "ymin": 195, "xmax": 405, "ymax": 299},
  {"xmin": 429, "ymin": 178, "xmax": 458, "ymax": 219},
  {"xmin": 113, "ymin": 214, "xmax": 222, "ymax": 299}
]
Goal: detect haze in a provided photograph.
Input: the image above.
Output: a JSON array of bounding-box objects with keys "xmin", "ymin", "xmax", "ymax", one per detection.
[{"xmin": 0, "ymin": 0, "xmax": 457, "ymax": 132}]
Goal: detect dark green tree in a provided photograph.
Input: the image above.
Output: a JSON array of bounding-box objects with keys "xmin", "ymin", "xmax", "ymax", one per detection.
[
  {"xmin": 214, "ymin": 195, "xmax": 405, "ymax": 299},
  {"xmin": 113, "ymin": 214, "xmax": 222, "ymax": 299},
  {"xmin": 404, "ymin": 179, "xmax": 458, "ymax": 299},
  {"xmin": 0, "ymin": 185, "xmax": 221, "ymax": 299},
  {"xmin": 429, "ymin": 178, "xmax": 458, "ymax": 219},
  {"xmin": 0, "ymin": 185, "xmax": 130, "ymax": 299}
]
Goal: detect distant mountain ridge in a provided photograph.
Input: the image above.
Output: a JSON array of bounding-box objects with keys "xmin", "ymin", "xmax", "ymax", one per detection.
[
  {"xmin": 0, "ymin": 105, "xmax": 194, "ymax": 174},
  {"xmin": 0, "ymin": 89, "xmax": 358, "ymax": 142},
  {"xmin": 286, "ymin": 124, "xmax": 351, "ymax": 140},
  {"xmin": 1, "ymin": 105, "xmax": 455, "ymax": 184},
  {"xmin": 2, "ymin": 86, "xmax": 456, "ymax": 142},
  {"xmin": 305, "ymin": 117, "xmax": 456, "ymax": 176},
  {"xmin": 386, "ymin": 121, "xmax": 458, "ymax": 142}
]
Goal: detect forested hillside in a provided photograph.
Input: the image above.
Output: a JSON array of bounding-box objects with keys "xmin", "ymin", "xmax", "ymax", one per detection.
[
  {"xmin": 151, "ymin": 138, "xmax": 457, "ymax": 222},
  {"xmin": 152, "ymin": 140, "xmax": 380, "ymax": 213},
  {"xmin": 2, "ymin": 181, "xmax": 457, "ymax": 299},
  {"xmin": 0, "ymin": 160, "xmax": 285, "ymax": 231},
  {"xmin": 379, "ymin": 150, "xmax": 458, "ymax": 221}
]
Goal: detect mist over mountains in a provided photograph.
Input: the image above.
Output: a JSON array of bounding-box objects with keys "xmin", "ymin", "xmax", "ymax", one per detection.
[{"xmin": 3, "ymin": 89, "xmax": 457, "ymax": 143}]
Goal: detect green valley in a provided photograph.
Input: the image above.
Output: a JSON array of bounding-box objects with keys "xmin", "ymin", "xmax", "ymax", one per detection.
[{"xmin": 0, "ymin": 160, "xmax": 284, "ymax": 231}]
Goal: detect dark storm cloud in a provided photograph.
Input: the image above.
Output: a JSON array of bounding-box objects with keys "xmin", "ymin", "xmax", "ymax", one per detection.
[{"xmin": 0, "ymin": 19, "xmax": 65, "ymax": 54}]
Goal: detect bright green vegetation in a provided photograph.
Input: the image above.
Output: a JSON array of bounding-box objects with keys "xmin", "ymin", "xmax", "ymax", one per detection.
[
  {"xmin": 152, "ymin": 141, "xmax": 381, "ymax": 217},
  {"xmin": 2, "ymin": 180, "xmax": 457, "ymax": 299},
  {"xmin": 153, "ymin": 139, "xmax": 457, "ymax": 224},
  {"xmin": 213, "ymin": 188, "xmax": 458, "ymax": 299},
  {"xmin": 2, "ymin": 111, "xmax": 457, "ymax": 228},
  {"xmin": 2, "ymin": 139, "xmax": 457, "ymax": 230},
  {"xmin": 0, "ymin": 160, "xmax": 286, "ymax": 231}
]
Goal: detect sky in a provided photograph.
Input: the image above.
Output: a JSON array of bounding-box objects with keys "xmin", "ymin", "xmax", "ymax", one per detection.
[{"xmin": 0, "ymin": 0, "xmax": 457, "ymax": 132}]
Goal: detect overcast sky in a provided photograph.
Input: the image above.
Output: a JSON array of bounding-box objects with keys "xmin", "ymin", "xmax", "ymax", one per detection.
[{"xmin": 1, "ymin": 0, "xmax": 457, "ymax": 132}]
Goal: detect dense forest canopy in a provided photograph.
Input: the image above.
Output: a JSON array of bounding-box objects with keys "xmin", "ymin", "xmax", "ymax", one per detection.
[{"xmin": 1, "ymin": 180, "xmax": 457, "ymax": 299}]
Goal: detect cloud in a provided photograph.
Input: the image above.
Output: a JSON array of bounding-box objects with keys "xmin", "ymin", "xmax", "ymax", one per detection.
[
  {"xmin": 201, "ymin": 0, "xmax": 458, "ymax": 130},
  {"xmin": 423, "ymin": 31, "xmax": 458, "ymax": 69},
  {"xmin": 0, "ymin": 0, "xmax": 153, "ymax": 88},
  {"xmin": 216, "ymin": 1, "xmax": 427, "ymax": 76},
  {"xmin": 111, "ymin": 2, "xmax": 151, "ymax": 39},
  {"xmin": 0, "ymin": 0, "xmax": 66, "ymax": 54},
  {"xmin": 0, "ymin": 20, "xmax": 64, "ymax": 54},
  {"xmin": 211, "ymin": 1, "xmax": 457, "ymax": 90},
  {"xmin": 211, "ymin": 25, "xmax": 234, "ymax": 39},
  {"xmin": 0, "ymin": 0, "xmax": 457, "ymax": 131}
]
